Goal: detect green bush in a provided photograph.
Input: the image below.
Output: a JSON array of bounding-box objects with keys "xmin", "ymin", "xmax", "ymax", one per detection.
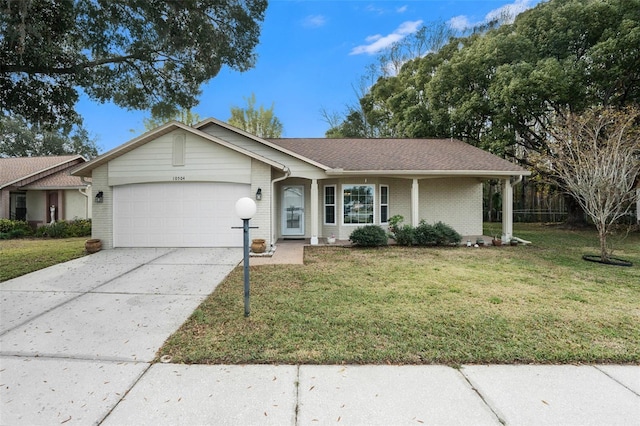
[
  {"xmin": 33, "ymin": 219, "xmax": 92, "ymax": 239},
  {"xmin": 66, "ymin": 219, "xmax": 91, "ymax": 237},
  {"xmin": 391, "ymin": 218, "xmax": 461, "ymax": 247},
  {"xmin": 0, "ymin": 219, "xmax": 32, "ymax": 238},
  {"xmin": 433, "ymin": 221, "xmax": 462, "ymax": 245},
  {"xmin": 414, "ymin": 221, "xmax": 439, "ymax": 246},
  {"xmin": 393, "ymin": 224, "xmax": 416, "ymax": 246},
  {"xmin": 349, "ymin": 225, "xmax": 388, "ymax": 247}
]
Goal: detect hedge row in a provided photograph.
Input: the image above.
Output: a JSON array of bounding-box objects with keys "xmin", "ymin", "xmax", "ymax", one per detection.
[{"xmin": 0, "ymin": 219, "xmax": 91, "ymax": 240}]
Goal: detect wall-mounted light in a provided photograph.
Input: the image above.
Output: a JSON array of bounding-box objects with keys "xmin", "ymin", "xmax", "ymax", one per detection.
[
  {"xmin": 95, "ymin": 191, "xmax": 104, "ymax": 203},
  {"xmin": 255, "ymin": 187, "xmax": 262, "ymax": 201}
]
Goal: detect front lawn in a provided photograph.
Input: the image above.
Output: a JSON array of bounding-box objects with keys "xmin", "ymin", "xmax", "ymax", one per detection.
[
  {"xmin": 160, "ymin": 224, "xmax": 640, "ymax": 365},
  {"xmin": 0, "ymin": 238, "xmax": 88, "ymax": 282}
]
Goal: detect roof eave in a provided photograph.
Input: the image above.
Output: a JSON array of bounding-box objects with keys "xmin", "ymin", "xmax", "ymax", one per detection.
[
  {"xmin": 196, "ymin": 118, "xmax": 331, "ymax": 171},
  {"xmin": 1, "ymin": 155, "xmax": 85, "ymax": 189},
  {"xmin": 325, "ymin": 169, "xmax": 532, "ymax": 177}
]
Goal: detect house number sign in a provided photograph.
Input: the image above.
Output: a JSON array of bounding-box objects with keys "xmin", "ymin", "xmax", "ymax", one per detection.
[{"xmin": 172, "ymin": 176, "xmax": 186, "ymax": 181}]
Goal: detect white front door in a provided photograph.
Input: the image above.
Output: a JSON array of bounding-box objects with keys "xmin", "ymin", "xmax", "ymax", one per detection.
[{"xmin": 282, "ymin": 185, "xmax": 304, "ymax": 236}]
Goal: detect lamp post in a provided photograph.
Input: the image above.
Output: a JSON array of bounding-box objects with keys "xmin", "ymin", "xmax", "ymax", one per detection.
[{"xmin": 235, "ymin": 197, "xmax": 257, "ymax": 317}]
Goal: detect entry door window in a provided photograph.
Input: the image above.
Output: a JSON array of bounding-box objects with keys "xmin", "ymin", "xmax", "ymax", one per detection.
[{"xmin": 282, "ymin": 185, "xmax": 304, "ymax": 235}]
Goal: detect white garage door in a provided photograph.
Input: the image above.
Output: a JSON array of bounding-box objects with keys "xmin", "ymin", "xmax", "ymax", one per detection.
[{"xmin": 113, "ymin": 182, "xmax": 250, "ymax": 247}]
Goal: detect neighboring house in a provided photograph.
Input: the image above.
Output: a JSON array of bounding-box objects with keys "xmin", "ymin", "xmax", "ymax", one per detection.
[
  {"xmin": 0, "ymin": 155, "xmax": 91, "ymax": 226},
  {"xmin": 71, "ymin": 118, "xmax": 530, "ymax": 249}
]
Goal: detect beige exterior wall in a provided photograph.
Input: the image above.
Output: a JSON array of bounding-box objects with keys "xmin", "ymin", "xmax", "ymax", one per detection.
[
  {"xmin": 200, "ymin": 125, "xmax": 326, "ymax": 179},
  {"xmin": 25, "ymin": 191, "xmax": 45, "ymax": 223},
  {"xmin": 91, "ymin": 164, "xmax": 113, "ymax": 248},
  {"xmin": 249, "ymin": 159, "xmax": 273, "ymax": 245},
  {"xmin": 109, "ymin": 130, "xmax": 252, "ymax": 186},
  {"xmin": 420, "ymin": 177, "xmax": 483, "ymax": 236},
  {"xmin": 63, "ymin": 189, "xmax": 89, "ymax": 220}
]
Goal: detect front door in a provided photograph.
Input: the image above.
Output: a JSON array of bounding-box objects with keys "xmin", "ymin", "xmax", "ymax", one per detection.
[{"xmin": 282, "ymin": 185, "xmax": 304, "ymax": 236}]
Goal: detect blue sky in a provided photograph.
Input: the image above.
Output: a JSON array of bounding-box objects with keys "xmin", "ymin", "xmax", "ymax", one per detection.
[{"xmin": 78, "ymin": 0, "xmax": 543, "ymax": 153}]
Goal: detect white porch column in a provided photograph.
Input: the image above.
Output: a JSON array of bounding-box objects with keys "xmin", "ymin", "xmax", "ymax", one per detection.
[
  {"xmin": 310, "ymin": 179, "xmax": 319, "ymax": 245},
  {"xmin": 411, "ymin": 179, "xmax": 420, "ymax": 227},
  {"xmin": 502, "ymin": 178, "xmax": 513, "ymax": 241}
]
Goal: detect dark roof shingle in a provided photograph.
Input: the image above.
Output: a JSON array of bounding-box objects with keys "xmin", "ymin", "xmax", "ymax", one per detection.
[{"xmin": 267, "ymin": 138, "xmax": 526, "ymax": 173}]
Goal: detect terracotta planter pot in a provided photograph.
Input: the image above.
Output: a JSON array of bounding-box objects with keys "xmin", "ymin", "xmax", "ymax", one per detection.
[
  {"xmin": 492, "ymin": 239, "xmax": 502, "ymax": 246},
  {"xmin": 251, "ymin": 239, "xmax": 266, "ymax": 253},
  {"xmin": 85, "ymin": 239, "xmax": 102, "ymax": 254}
]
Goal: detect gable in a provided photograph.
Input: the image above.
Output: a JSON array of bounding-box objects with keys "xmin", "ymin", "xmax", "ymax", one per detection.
[
  {"xmin": 197, "ymin": 121, "xmax": 328, "ymax": 179},
  {"xmin": 108, "ymin": 129, "xmax": 253, "ymax": 185}
]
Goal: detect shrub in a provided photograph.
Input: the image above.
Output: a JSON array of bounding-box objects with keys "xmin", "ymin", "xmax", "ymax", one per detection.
[
  {"xmin": 392, "ymin": 219, "xmax": 461, "ymax": 247},
  {"xmin": 66, "ymin": 219, "xmax": 92, "ymax": 237},
  {"xmin": 433, "ymin": 221, "xmax": 462, "ymax": 245},
  {"xmin": 33, "ymin": 219, "xmax": 92, "ymax": 238},
  {"xmin": 349, "ymin": 225, "xmax": 388, "ymax": 247},
  {"xmin": 0, "ymin": 219, "xmax": 32, "ymax": 238},
  {"xmin": 393, "ymin": 224, "xmax": 416, "ymax": 246},
  {"xmin": 414, "ymin": 220, "xmax": 439, "ymax": 246}
]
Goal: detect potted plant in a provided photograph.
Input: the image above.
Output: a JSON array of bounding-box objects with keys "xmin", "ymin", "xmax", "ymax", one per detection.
[
  {"xmin": 492, "ymin": 236, "xmax": 502, "ymax": 246},
  {"xmin": 251, "ymin": 238, "xmax": 267, "ymax": 253},
  {"xmin": 85, "ymin": 239, "xmax": 102, "ymax": 253},
  {"xmin": 327, "ymin": 234, "xmax": 336, "ymax": 244}
]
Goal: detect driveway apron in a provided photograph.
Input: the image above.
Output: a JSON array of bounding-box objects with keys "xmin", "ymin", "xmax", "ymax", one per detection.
[{"xmin": 0, "ymin": 248, "xmax": 242, "ymax": 425}]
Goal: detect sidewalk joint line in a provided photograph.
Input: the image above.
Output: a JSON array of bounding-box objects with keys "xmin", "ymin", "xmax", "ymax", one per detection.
[
  {"xmin": 457, "ymin": 367, "xmax": 506, "ymax": 425},
  {"xmin": 97, "ymin": 362, "xmax": 154, "ymax": 425},
  {"xmin": 294, "ymin": 365, "xmax": 301, "ymax": 426},
  {"xmin": 593, "ymin": 365, "xmax": 640, "ymax": 397}
]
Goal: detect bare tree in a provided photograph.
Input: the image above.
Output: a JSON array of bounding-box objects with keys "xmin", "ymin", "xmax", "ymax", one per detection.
[{"xmin": 540, "ymin": 107, "xmax": 640, "ymax": 262}]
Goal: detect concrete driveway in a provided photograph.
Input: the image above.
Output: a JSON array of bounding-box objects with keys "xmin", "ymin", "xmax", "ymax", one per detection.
[{"xmin": 0, "ymin": 248, "xmax": 242, "ymax": 425}]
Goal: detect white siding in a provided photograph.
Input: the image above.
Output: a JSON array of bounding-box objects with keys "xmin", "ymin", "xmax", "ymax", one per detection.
[
  {"xmin": 200, "ymin": 124, "xmax": 326, "ymax": 179},
  {"xmin": 108, "ymin": 130, "xmax": 252, "ymax": 186}
]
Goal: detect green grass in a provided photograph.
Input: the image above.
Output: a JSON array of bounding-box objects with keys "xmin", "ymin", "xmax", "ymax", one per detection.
[
  {"xmin": 0, "ymin": 238, "xmax": 88, "ymax": 282},
  {"xmin": 160, "ymin": 223, "xmax": 640, "ymax": 365}
]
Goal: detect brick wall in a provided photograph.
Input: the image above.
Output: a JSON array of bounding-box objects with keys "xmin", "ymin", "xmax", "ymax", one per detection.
[
  {"xmin": 91, "ymin": 164, "xmax": 113, "ymax": 248},
  {"xmin": 421, "ymin": 177, "xmax": 482, "ymax": 236}
]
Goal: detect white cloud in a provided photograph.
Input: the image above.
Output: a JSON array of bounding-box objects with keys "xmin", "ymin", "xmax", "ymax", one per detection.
[
  {"xmin": 396, "ymin": 5, "xmax": 408, "ymax": 13},
  {"xmin": 448, "ymin": 0, "xmax": 534, "ymax": 32},
  {"xmin": 486, "ymin": 0, "xmax": 532, "ymax": 23},
  {"xmin": 302, "ymin": 14, "xmax": 327, "ymax": 28},
  {"xmin": 350, "ymin": 20, "xmax": 423, "ymax": 55},
  {"xmin": 448, "ymin": 15, "xmax": 472, "ymax": 32}
]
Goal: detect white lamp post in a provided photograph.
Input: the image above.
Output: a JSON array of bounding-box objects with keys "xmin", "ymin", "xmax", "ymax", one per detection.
[{"xmin": 235, "ymin": 197, "xmax": 257, "ymax": 317}]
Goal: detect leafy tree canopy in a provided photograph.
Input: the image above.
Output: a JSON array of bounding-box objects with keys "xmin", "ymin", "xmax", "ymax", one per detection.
[
  {"xmin": 0, "ymin": 114, "xmax": 99, "ymax": 158},
  {"xmin": 228, "ymin": 93, "xmax": 283, "ymax": 138},
  {"xmin": 336, "ymin": 0, "xmax": 640, "ymax": 162},
  {"xmin": 0, "ymin": 0, "xmax": 267, "ymax": 130},
  {"xmin": 143, "ymin": 109, "xmax": 202, "ymax": 131}
]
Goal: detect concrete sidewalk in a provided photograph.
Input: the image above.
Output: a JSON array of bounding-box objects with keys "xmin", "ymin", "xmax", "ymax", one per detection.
[{"xmin": 1, "ymin": 248, "xmax": 639, "ymax": 425}]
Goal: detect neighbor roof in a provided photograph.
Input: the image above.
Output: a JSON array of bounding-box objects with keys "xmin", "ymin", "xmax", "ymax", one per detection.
[
  {"xmin": 268, "ymin": 138, "xmax": 530, "ymax": 176},
  {"xmin": 0, "ymin": 155, "xmax": 87, "ymax": 189}
]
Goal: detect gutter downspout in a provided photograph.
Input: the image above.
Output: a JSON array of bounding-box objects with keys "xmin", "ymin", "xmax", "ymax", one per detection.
[
  {"xmin": 271, "ymin": 167, "xmax": 291, "ymax": 248},
  {"xmin": 79, "ymin": 177, "xmax": 92, "ymax": 219}
]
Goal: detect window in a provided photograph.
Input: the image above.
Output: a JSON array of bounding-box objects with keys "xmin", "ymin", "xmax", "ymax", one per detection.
[
  {"xmin": 343, "ymin": 184, "xmax": 374, "ymax": 224},
  {"xmin": 380, "ymin": 185, "xmax": 389, "ymax": 224},
  {"xmin": 324, "ymin": 185, "xmax": 336, "ymax": 225}
]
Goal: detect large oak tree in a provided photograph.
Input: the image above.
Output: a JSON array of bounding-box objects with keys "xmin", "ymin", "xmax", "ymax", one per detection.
[{"xmin": 0, "ymin": 0, "xmax": 267, "ymax": 130}]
